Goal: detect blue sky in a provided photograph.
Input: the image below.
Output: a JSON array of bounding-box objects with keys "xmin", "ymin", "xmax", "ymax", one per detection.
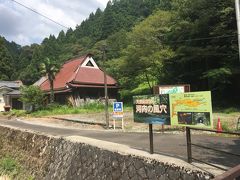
[{"xmin": 0, "ymin": 0, "xmax": 109, "ymax": 45}]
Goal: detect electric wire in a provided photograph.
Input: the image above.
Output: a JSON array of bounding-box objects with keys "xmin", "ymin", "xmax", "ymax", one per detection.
[
  {"xmin": 10, "ymin": 0, "xmax": 69, "ymax": 29},
  {"xmin": 166, "ymin": 34, "xmax": 236, "ymax": 43},
  {"xmin": 8, "ymin": 0, "xmax": 237, "ymax": 48}
]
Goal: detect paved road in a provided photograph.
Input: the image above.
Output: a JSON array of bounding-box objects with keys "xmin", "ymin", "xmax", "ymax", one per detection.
[{"xmin": 0, "ymin": 118, "xmax": 239, "ymax": 169}]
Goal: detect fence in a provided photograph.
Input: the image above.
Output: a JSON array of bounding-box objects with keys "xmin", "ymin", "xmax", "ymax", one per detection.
[
  {"xmin": 186, "ymin": 127, "xmax": 240, "ymax": 171},
  {"xmin": 213, "ymin": 164, "xmax": 240, "ymax": 180}
]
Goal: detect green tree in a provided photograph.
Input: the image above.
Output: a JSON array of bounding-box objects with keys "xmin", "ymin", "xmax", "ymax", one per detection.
[
  {"xmin": 106, "ymin": 29, "xmax": 128, "ymax": 59},
  {"xmin": 101, "ymin": 1, "xmax": 117, "ymax": 39},
  {"xmin": 42, "ymin": 35, "xmax": 61, "ymax": 61},
  {"xmin": 165, "ymin": 0, "xmax": 239, "ymax": 96},
  {"xmin": 0, "ymin": 37, "xmax": 14, "ymax": 80},
  {"xmin": 57, "ymin": 30, "xmax": 66, "ymax": 44},
  {"xmin": 40, "ymin": 57, "xmax": 60, "ymax": 103},
  {"xmin": 115, "ymin": 10, "xmax": 174, "ymax": 92},
  {"xmin": 20, "ymin": 85, "xmax": 45, "ymax": 111}
]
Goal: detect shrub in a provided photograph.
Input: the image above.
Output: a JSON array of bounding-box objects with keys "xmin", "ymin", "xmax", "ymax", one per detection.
[
  {"xmin": 120, "ymin": 83, "xmax": 152, "ymax": 102},
  {"xmin": 20, "ymin": 85, "xmax": 46, "ymax": 112}
]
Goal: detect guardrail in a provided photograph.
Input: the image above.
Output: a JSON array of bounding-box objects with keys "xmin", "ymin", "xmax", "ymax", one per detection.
[
  {"xmin": 186, "ymin": 127, "xmax": 240, "ymax": 171},
  {"xmin": 213, "ymin": 164, "xmax": 240, "ymax": 180},
  {"xmin": 237, "ymin": 117, "xmax": 240, "ymax": 130}
]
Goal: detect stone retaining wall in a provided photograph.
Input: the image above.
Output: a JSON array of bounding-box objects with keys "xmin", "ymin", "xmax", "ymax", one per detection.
[{"xmin": 0, "ymin": 125, "xmax": 213, "ymax": 179}]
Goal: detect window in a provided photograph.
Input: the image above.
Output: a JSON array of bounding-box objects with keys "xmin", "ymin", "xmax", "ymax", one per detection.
[{"xmin": 86, "ymin": 60, "xmax": 94, "ymax": 67}]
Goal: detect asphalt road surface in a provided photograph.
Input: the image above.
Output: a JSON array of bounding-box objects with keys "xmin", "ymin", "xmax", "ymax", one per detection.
[{"xmin": 0, "ymin": 118, "xmax": 239, "ymax": 169}]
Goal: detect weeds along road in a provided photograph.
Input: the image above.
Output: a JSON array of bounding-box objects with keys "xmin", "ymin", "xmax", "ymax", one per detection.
[{"xmin": 0, "ymin": 117, "xmax": 239, "ymax": 169}]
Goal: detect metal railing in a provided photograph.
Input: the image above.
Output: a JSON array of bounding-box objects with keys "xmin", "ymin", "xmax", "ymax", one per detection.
[
  {"xmin": 237, "ymin": 117, "xmax": 240, "ymax": 130},
  {"xmin": 186, "ymin": 127, "xmax": 240, "ymax": 171},
  {"xmin": 213, "ymin": 164, "xmax": 240, "ymax": 180}
]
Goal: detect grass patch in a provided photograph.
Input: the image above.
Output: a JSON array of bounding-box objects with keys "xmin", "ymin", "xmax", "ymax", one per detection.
[
  {"xmin": 31, "ymin": 103, "xmax": 105, "ymax": 117},
  {"xmin": 213, "ymin": 107, "xmax": 240, "ymax": 114},
  {"xmin": 221, "ymin": 121, "xmax": 231, "ymax": 131},
  {"xmin": 5, "ymin": 102, "xmax": 134, "ymax": 118},
  {"xmin": 6, "ymin": 110, "xmax": 28, "ymax": 117},
  {"xmin": 222, "ymin": 107, "xmax": 239, "ymax": 114},
  {"xmin": 0, "ymin": 156, "xmax": 35, "ymax": 180},
  {"xmin": 0, "ymin": 156, "xmax": 20, "ymax": 178}
]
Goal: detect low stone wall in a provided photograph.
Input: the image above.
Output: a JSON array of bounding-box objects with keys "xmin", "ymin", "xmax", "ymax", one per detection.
[
  {"xmin": 0, "ymin": 126, "xmax": 54, "ymax": 178},
  {"xmin": 0, "ymin": 125, "xmax": 214, "ymax": 179}
]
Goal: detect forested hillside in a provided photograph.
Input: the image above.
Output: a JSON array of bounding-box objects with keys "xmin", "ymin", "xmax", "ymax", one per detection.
[{"xmin": 0, "ymin": 0, "xmax": 239, "ymax": 104}]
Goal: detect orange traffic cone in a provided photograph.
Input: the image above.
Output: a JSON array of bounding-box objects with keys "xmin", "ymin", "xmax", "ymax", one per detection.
[{"xmin": 217, "ymin": 118, "xmax": 223, "ymax": 133}]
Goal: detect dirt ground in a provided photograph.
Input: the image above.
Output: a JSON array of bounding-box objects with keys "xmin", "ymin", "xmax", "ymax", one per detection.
[{"xmin": 18, "ymin": 111, "xmax": 240, "ymax": 133}]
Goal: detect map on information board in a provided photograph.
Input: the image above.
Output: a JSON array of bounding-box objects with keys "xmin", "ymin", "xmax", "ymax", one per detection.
[{"xmin": 169, "ymin": 91, "xmax": 213, "ymax": 128}]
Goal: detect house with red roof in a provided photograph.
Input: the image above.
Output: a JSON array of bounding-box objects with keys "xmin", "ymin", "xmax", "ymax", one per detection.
[{"xmin": 36, "ymin": 54, "xmax": 118, "ymax": 106}]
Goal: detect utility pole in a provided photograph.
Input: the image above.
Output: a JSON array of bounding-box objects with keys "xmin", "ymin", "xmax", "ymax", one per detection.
[
  {"xmin": 235, "ymin": 0, "xmax": 240, "ymax": 61},
  {"xmin": 102, "ymin": 46, "xmax": 109, "ymax": 128}
]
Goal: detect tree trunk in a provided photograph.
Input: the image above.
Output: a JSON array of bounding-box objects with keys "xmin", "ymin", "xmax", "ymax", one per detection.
[
  {"xmin": 145, "ymin": 73, "xmax": 153, "ymax": 93},
  {"xmin": 32, "ymin": 105, "xmax": 35, "ymax": 112},
  {"xmin": 49, "ymin": 79, "xmax": 54, "ymax": 103}
]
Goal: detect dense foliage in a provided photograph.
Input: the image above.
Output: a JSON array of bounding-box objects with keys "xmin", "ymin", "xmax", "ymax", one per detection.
[
  {"xmin": 20, "ymin": 85, "xmax": 45, "ymax": 111},
  {"xmin": 40, "ymin": 57, "xmax": 60, "ymax": 103},
  {"xmin": 0, "ymin": 0, "xmax": 239, "ymax": 105}
]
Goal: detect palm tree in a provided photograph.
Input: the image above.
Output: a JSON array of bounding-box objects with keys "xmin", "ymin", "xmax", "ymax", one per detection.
[{"xmin": 40, "ymin": 57, "xmax": 59, "ymax": 103}]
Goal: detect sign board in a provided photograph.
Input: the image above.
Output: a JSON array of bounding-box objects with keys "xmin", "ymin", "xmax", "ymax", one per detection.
[
  {"xmin": 113, "ymin": 102, "xmax": 123, "ymax": 112},
  {"xmin": 133, "ymin": 91, "xmax": 212, "ymax": 128},
  {"xmin": 153, "ymin": 84, "xmax": 190, "ymax": 95},
  {"xmin": 159, "ymin": 86, "xmax": 185, "ymax": 94},
  {"xmin": 170, "ymin": 91, "xmax": 213, "ymax": 128},
  {"xmin": 113, "ymin": 102, "xmax": 123, "ymax": 119},
  {"xmin": 133, "ymin": 95, "xmax": 170, "ymax": 125}
]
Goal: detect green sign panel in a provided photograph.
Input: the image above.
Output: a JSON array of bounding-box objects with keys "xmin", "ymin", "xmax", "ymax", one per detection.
[
  {"xmin": 169, "ymin": 91, "xmax": 213, "ymax": 128},
  {"xmin": 133, "ymin": 94, "xmax": 170, "ymax": 125},
  {"xmin": 133, "ymin": 91, "xmax": 212, "ymax": 128}
]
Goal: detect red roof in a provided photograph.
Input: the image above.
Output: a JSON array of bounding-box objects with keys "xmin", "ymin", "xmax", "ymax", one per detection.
[
  {"xmin": 40, "ymin": 55, "xmax": 117, "ymax": 92},
  {"xmin": 73, "ymin": 66, "xmax": 116, "ymax": 85}
]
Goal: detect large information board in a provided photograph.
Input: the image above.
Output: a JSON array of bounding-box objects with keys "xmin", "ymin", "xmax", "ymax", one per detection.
[
  {"xmin": 133, "ymin": 94, "xmax": 170, "ymax": 125},
  {"xmin": 133, "ymin": 91, "xmax": 212, "ymax": 128},
  {"xmin": 170, "ymin": 91, "xmax": 212, "ymax": 128}
]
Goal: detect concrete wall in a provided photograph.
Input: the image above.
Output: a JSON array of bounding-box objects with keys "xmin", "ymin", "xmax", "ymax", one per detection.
[
  {"xmin": 0, "ymin": 90, "xmax": 8, "ymax": 111},
  {"xmin": 0, "ymin": 94, "xmax": 5, "ymax": 111},
  {"xmin": 0, "ymin": 125, "xmax": 214, "ymax": 180}
]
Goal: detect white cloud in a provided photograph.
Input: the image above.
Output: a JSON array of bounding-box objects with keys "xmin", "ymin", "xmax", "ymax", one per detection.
[
  {"xmin": 96, "ymin": 0, "xmax": 110, "ymax": 7},
  {"xmin": 0, "ymin": 0, "xmax": 108, "ymax": 45},
  {"xmin": 14, "ymin": 34, "xmax": 31, "ymax": 45}
]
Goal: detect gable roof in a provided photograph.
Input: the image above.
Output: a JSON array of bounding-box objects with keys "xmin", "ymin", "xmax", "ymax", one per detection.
[
  {"xmin": 39, "ymin": 54, "xmax": 118, "ymax": 92},
  {"xmin": 0, "ymin": 86, "xmax": 15, "ymax": 92},
  {"xmin": 33, "ymin": 76, "xmax": 47, "ymax": 86},
  {"xmin": 5, "ymin": 90, "xmax": 21, "ymax": 95},
  {"xmin": 0, "ymin": 81, "xmax": 22, "ymax": 89}
]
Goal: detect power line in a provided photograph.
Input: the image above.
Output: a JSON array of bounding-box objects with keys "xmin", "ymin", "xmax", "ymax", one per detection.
[
  {"xmin": 10, "ymin": 0, "xmax": 236, "ymax": 47},
  {"xmin": 161, "ymin": 34, "xmax": 236, "ymax": 43},
  {"xmin": 10, "ymin": 0, "xmax": 69, "ymax": 29},
  {"xmin": 104, "ymin": 35, "xmax": 236, "ymax": 52}
]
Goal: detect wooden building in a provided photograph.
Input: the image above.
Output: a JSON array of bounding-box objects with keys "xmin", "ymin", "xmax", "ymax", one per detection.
[{"xmin": 37, "ymin": 54, "xmax": 118, "ymax": 106}]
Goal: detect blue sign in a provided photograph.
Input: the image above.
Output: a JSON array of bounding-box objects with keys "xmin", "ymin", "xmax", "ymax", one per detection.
[{"xmin": 113, "ymin": 102, "xmax": 123, "ymax": 112}]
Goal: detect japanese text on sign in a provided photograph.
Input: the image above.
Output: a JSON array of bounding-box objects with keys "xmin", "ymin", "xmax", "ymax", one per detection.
[{"xmin": 135, "ymin": 104, "xmax": 167, "ymax": 114}]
